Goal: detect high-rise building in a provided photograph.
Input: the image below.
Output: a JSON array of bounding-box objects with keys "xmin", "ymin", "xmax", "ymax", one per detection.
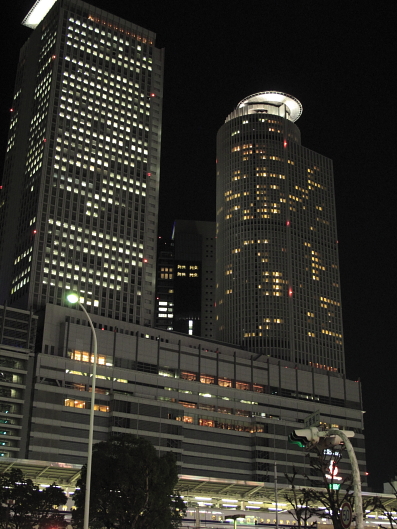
[
  {"xmin": 0, "ymin": 0, "xmax": 164, "ymax": 326},
  {"xmin": 216, "ymin": 92, "xmax": 345, "ymax": 373},
  {"xmin": 155, "ymin": 220, "xmax": 216, "ymax": 337},
  {"xmin": 172, "ymin": 220, "xmax": 216, "ymax": 338},
  {"xmin": 155, "ymin": 237, "xmax": 175, "ymax": 331}
]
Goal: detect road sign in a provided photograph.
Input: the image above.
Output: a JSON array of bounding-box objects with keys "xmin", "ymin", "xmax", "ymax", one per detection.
[
  {"xmin": 340, "ymin": 501, "xmax": 352, "ymax": 529},
  {"xmin": 304, "ymin": 410, "xmax": 321, "ymax": 428}
]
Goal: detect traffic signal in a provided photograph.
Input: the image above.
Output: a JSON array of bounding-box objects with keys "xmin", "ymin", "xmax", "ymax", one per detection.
[
  {"xmin": 288, "ymin": 427, "xmax": 320, "ymax": 448},
  {"xmin": 288, "ymin": 428, "xmax": 355, "ymax": 449},
  {"xmin": 321, "ymin": 431, "xmax": 355, "ymax": 448}
]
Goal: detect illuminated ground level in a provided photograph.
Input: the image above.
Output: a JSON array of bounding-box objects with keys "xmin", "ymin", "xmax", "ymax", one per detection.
[{"xmin": 0, "ymin": 459, "xmax": 395, "ymax": 527}]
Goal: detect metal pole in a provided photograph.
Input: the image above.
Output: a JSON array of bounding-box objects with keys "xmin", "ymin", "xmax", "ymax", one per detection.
[
  {"xmin": 77, "ymin": 302, "xmax": 98, "ymax": 529},
  {"xmin": 275, "ymin": 461, "xmax": 278, "ymax": 529},
  {"xmin": 327, "ymin": 429, "xmax": 363, "ymax": 529}
]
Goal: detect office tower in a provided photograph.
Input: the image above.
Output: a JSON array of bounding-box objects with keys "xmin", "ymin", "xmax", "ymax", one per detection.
[
  {"xmin": 172, "ymin": 220, "xmax": 216, "ymax": 338},
  {"xmin": 0, "ymin": 0, "xmax": 164, "ymax": 326},
  {"xmin": 155, "ymin": 221, "xmax": 216, "ymax": 337},
  {"xmin": 155, "ymin": 236, "xmax": 175, "ymax": 330},
  {"xmin": 216, "ymin": 92, "xmax": 345, "ymax": 373}
]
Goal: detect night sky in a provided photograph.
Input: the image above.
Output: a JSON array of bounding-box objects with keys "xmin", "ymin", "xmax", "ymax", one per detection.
[{"xmin": 1, "ymin": 1, "xmax": 395, "ymax": 491}]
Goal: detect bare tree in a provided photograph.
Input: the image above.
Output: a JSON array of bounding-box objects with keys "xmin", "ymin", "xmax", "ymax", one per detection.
[
  {"xmin": 303, "ymin": 447, "xmax": 354, "ymax": 529},
  {"xmin": 283, "ymin": 467, "xmax": 320, "ymax": 528},
  {"xmin": 376, "ymin": 482, "xmax": 397, "ymax": 529}
]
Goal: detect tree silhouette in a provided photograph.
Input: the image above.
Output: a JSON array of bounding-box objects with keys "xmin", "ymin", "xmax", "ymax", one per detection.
[
  {"xmin": 0, "ymin": 468, "xmax": 67, "ymax": 529},
  {"xmin": 72, "ymin": 434, "xmax": 185, "ymax": 529}
]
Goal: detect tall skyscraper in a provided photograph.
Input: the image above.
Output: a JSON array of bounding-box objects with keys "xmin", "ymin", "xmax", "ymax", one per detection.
[
  {"xmin": 0, "ymin": 0, "xmax": 164, "ymax": 325},
  {"xmin": 215, "ymin": 92, "xmax": 345, "ymax": 373}
]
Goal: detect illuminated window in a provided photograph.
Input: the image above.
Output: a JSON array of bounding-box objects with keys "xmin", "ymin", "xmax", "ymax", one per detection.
[
  {"xmin": 236, "ymin": 381, "xmax": 250, "ymax": 391},
  {"xmin": 93, "ymin": 404, "xmax": 110, "ymax": 412},
  {"xmin": 65, "ymin": 399, "xmax": 86, "ymax": 408},
  {"xmin": 199, "ymin": 419, "xmax": 215, "ymax": 427},
  {"xmin": 181, "ymin": 371, "xmax": 197, "ymax": 381},
  {"xmin": 218, "ymin": 378, "xmax": 232, "ymax": 388},
  {"xmin": 179, "ymin": 401, "xmax": 196, "ymax": 409},
  {"xmin": 200, "ymin": 375, "xmax": 215, "ymax": 385},
  {"xmin": 176, "ymin": 416, "xmax": 193, "ymax": 423},
  {"xmin": 70, "ymin": 350, "xmax": 107, "ymax": 365}
]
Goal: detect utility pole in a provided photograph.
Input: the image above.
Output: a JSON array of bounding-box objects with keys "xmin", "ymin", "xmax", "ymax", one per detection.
[
  {"xmin": 288, "ymin": 426, "xmax": 363, "ymax": 529},
  {"xmin": 275, "ymin": 461, "xmax": 279, "ymax": 529}
]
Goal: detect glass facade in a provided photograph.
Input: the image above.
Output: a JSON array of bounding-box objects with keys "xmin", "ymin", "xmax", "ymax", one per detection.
[{"xmin": 216, "ymin": 92, "xmax": 344, "ymax": 373}]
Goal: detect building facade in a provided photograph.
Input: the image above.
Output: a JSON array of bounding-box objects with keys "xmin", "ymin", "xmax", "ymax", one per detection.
[
  {"xmin": 172, "ymin": 220, "xmax": 216, "ymax": 338},
  {"xmin": 0, "ymin": 0, "xmax": 164, "ymax": 326},
  {"xmin": 26, "ymin": 303, "xmax": 366, "ymax": 488},
  {"xmin": 155, "ymin": 221, "xmax": 216, "ymax": 338},
  {"xmin": 216, "ymin": 92, "xmax": 344, "ymax": 373},
  {"xmin": 0, "ymin": 305, "xmax": 38, "ymax": 459},
  {"xmin": 155, "ymin": 237, "xmax": 175, "ymax": 331}
]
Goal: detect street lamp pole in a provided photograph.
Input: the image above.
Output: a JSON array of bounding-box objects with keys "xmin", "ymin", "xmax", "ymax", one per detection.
[
  {"xmin": 67, "ymin": 293, "xmax": 97, "ymax": 529},
  {"xmin": 327, "ymin": 428, "xmax": 363, "ymax": 529}
]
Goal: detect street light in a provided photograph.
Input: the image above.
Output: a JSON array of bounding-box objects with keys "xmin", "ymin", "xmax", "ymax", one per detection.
[{"xmin": 66, "ymin": 292, "xmax": 98, "ymax": 529}]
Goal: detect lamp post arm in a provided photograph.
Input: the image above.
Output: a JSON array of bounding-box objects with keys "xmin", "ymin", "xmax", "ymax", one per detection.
[
  {"xmin": 77, "ymin": 302, "xmax": 98, "ymax": 529},
  {"xmin": 327, "ymin": 428, "xmax": 363, "ymax": 529}
]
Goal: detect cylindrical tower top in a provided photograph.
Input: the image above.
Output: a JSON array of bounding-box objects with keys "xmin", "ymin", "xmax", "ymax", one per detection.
[{"xmin": 225, "ymin": 91, "xmax": 302, "ymax": 124}]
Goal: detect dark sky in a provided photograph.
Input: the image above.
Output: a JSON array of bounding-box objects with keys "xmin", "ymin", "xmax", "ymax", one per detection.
[{"xmin": 1, "ymin": 1, "xmax": 395, "ymax": 491}]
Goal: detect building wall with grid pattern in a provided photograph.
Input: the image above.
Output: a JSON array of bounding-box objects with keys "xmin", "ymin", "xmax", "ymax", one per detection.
[
  {"xmin": 215, "ymin": 93, "xmax": 344, "ymax": 373},
  {"xmin": 27, "ymin": 303, "xmax": 365, "ymax": 488},
  {"xmin": 0, "ymin": 0, "xmax": 163, "ymax": 326},
  {"xmin": 0, "ymin": 305, "xmax": 38, "ymax": 459}
]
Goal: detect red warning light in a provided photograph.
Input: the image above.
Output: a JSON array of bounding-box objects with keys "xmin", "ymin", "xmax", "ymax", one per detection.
[
  {"xmin": 288, "ymin": 287, "xmax": 293, "ymax": 297},
  {"xmin": 147, "ymin": 172, "xmax": 151, "ymax": 177},
  {"xmin": 33, "ymin": 229, "xmax": 37, "ymax": 234},
  {"xmin": 143, "ymin": 258, "xmax": 148, "ymax": 263},
  {"xmin": 52, "ymin": 55, "xmax": 56, "ymax": 60},
  {"xmin": 43, "ymin": 138, "xmax": 47, "ymax": 143},
  {"xmin": 150, "ymin": 93, "xmax": 156, "ymax": 97},
  {"xmin": 286, "ymin": 220, "xmax": 290, "ymax": 226},
  {"xmin": 10, "ymin": 108, "xmax": 14, "ymax": 112},
  {"xmin": 284, "ymin": 140, "xmax": 288, "ymax": 148}
]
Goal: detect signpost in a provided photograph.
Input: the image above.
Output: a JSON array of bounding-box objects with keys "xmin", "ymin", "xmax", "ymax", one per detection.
[
  {"xmin": 340, "ymin": 501, "xmax": 352, "ymax": 529},
  {"xmin": 304, "ymin": 410, "xmax": 321, "ymax": 428}
]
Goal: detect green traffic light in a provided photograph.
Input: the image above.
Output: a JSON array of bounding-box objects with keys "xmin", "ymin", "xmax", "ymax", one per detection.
[{"xmin": 288, "ymin": 434, "xmax": 307, "ymax": 448}]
